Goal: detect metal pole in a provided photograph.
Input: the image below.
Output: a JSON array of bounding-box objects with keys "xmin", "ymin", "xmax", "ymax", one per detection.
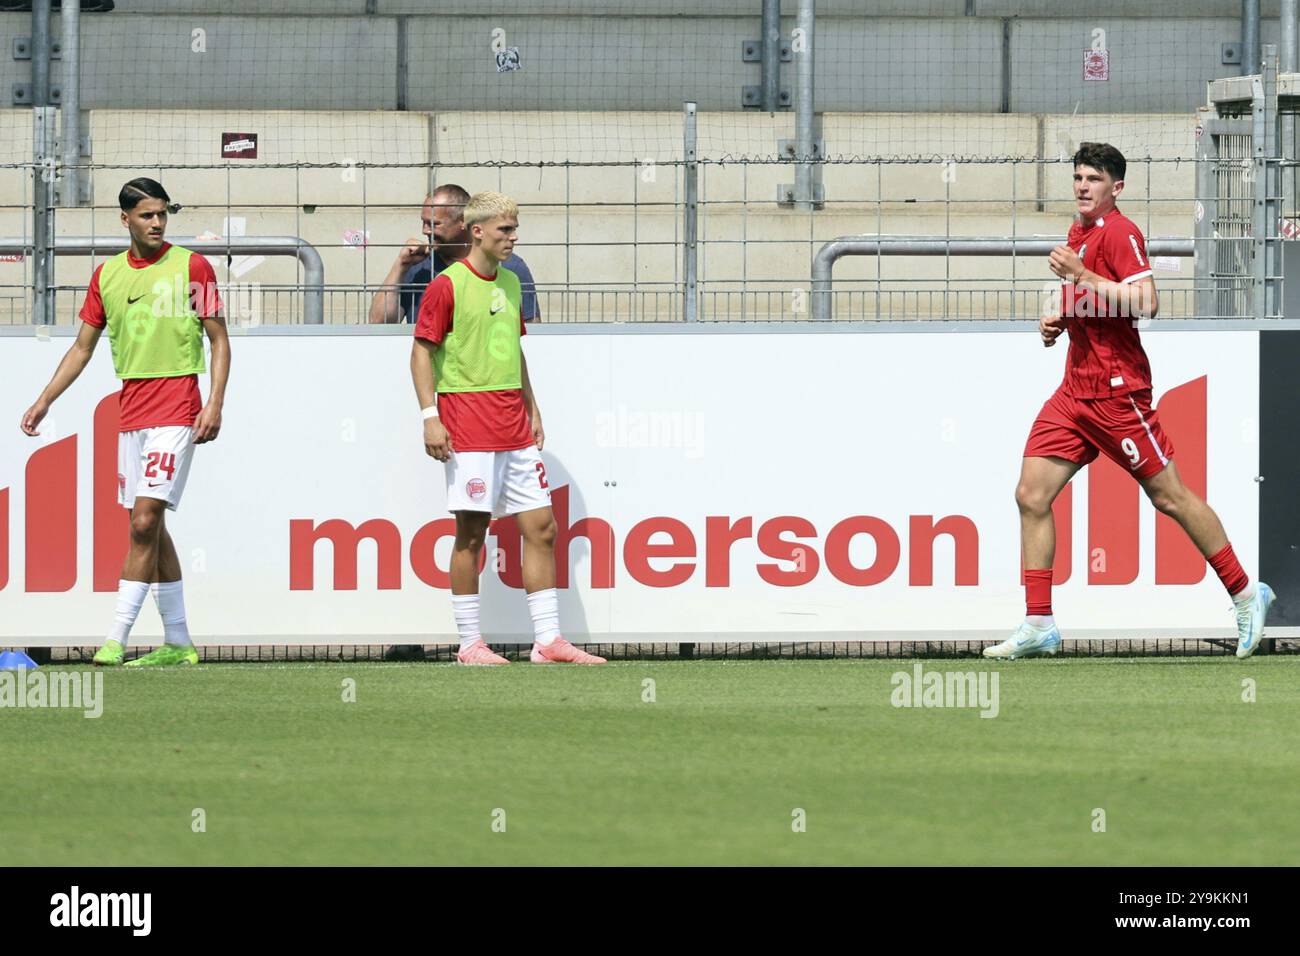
[
  {"xmin": 33, "ymin": 109, "xmax": 55, "ymax": 324},
  {"xmin": 32, "ymin": 0, "xmax": 53, "ymax": 323},
  {"xmin": 32, "ymin": 0, "xmax": 50, "ymax": 105},
  {"xmin": 682, "ymin": 101, "xmax": 698, "ymax": 323},
  {"xmin": 1252, "ymin": 46, "xmax": 1282, "ymax": 320},
  {"xmin": 1284, "ymin": 0, "xmax": 1298, "ymax": 72},
  {"xmin": 1194, "ymin": 116, "xmax": 1219, "ymax": 320},
  {"xmin": 1252, "ymin": 59, "xmax": 1267, "ymax": 320},
  {"xmin": 794, "ymin": 0, "xmax": 815, "ymax": 211},
  {"xmin": 1243, "ymin": 0, "xmax": 1260, "ymax": 76},
  {"xmin": 760, "ymin": 0, "xmax": 780, "ymax": 112},
  {"xmin": 1283, "ymin": 0, "xmax": 1297, "ymax": 219},
  {"xmin": 61, "ymin": 0, "xmax": 80, "ymax": 207}
]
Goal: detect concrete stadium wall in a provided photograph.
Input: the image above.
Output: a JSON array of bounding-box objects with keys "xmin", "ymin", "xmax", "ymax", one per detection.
[
  {"xmin": 0, "ymin": 0, "xmax": 1224, "ymax": 323},
  {"xmin": 86, "ymin": 2, "xmax": 1300, "ymax": 18},
  {"xmin": 0, "ymin": 106, "xmax": 1198, "ymax": 324},
  {"xmin": 0, "ymin": 110, "xmax": 35, "ymax": 324},
  {"xmin": 0, "ymin": 10, "xmax": 1279, "ymax": 114},
  {"xmin": 406, "ymin": 14, "xmax": 1005, "ymax": 114},
  {"xmin": 1010, "ymin": 18, "xmax": 1283, "ymax": 115}
]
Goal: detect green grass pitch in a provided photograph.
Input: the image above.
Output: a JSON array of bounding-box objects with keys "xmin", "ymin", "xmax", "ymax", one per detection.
[{"xmin": 3, "ymin": 657, "xmax": 1298, "ymax": 865}]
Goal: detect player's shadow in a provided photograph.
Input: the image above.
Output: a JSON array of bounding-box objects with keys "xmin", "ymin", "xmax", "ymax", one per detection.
[{"xmin": 477, "ymin": 451, "xmax": 599, "ymax": 642}]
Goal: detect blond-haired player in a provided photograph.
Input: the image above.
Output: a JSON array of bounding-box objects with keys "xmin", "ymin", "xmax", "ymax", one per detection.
[{"xmin": 410, "ymin": 191, "xmax": 604, "ymax": 665}]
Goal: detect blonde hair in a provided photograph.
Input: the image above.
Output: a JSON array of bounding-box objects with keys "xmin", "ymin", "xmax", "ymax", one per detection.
[{"xmin": 464, "ymin": 191, "xmax": 519, "ymax": 229}]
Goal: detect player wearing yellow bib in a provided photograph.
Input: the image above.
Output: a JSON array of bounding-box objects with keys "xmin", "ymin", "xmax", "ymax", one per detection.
[
  {"xmin": 20, "ymin": 178, "xmax": 231, "ymax": 666},
  {"xmin": 411, "ymin": 191, "xmax": 604, "ymax": 665}
]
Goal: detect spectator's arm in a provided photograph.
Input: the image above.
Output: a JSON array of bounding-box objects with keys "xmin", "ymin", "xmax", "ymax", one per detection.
[
  {"xmin": 368, "ymin": 258, "xmax": 410, "ymax": 324},
  {"xmin": 368, "ymin": 237, "xmax": 428, "ymax": 324}
]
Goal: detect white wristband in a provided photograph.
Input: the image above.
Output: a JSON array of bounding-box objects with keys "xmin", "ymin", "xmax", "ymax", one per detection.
[{"xmin": 422, "ymin": 405, "xmax": 440, "ymax": 420}]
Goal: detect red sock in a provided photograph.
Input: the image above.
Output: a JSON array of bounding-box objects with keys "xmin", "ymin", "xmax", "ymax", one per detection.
[
  {"xmin": 1024, "ymin": 569, "xmax": 1053, "ymax": 616},
  {"xmin": 1207, "ymin": 543, "xmax": 1250, "ymax": 597}
]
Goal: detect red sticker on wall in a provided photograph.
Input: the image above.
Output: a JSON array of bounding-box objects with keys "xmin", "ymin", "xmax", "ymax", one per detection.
[
  {"xmin": 221, "ymin": 133, "xmax": 258, "ymax": 159},
  {"xmin": 1083, "ymin": 50, "xmax": 1109, "ymax": 81}
]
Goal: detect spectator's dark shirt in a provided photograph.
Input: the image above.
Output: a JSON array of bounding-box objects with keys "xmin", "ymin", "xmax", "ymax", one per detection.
[{"xmin": 398, "ymin": 251, "xmax": 540, "ymax": 322}]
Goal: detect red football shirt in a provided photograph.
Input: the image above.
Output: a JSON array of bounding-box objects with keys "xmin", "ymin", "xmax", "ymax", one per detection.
[
  {"xmin": 413, "ymin": 259, "xmax": 533, "ymax": 452},
  {"xmin": 1058, "ymin": 208, "xmax": 1155, "ymax": 398},
  {"xmin": 79, "ymin": 243, "xmax": 223, "ymax": 432}
]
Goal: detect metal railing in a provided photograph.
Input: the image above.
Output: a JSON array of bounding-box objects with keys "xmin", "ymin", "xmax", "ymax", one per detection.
[
  {"xmin": 810, "ymin": 237, "xmax": 1196, "ymax": 323},
  {"xmin": 0, "ymin": 236, "xmax": 325, "ymax": 325},
  {"xmin": 0, "ymin": 234, "xmax": 1212, "ymax": 327}
]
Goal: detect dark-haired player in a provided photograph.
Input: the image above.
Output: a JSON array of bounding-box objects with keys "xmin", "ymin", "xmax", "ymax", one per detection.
[
  {"xmin": 20, "ymin": 177, "xmax": 230, "ymax": 666},
  {"xmin": 985, "ymin": 143, "xmax": 1273, "ymax": 660}
]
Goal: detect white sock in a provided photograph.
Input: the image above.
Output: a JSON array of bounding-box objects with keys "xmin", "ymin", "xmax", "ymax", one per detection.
[
  {"xmin": 452, "ymin": 594, "xmax": 482, "ymax": 649},
  {"xmin": 153, "ymin": 580, "xmax": 193, "ymax": 647},
  {"xmin": 1026, "ymin": 614, "xmax": 1055, "ymax": 629},
  {"xmin": 1232, "ymin": 582, "xmax": 1256, "ymax": 607},
  {"xmin": 527, "ymin": 588, "xmax": 561, "ymax": 646},
  {"xmin": 107, "ymin": 579, "xmax": 151, "ymax": 648}
]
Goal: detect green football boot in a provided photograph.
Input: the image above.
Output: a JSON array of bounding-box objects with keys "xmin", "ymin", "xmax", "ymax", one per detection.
[
  {"xmin": 124, "ymin": 643, "xmax": 199, "ymax": 667},
  {"xmin": 91, "ymin": 639, "xmax": 125, "ymax": 666}
]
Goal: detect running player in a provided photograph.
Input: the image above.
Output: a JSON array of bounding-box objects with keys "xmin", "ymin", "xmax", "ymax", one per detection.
[
  {"xmin": 410, "ymin": 191, "xmax": 604, "ymax": 665},
  {"xmin": 20, "ymin": 177, "xmax": 230, "ymax": 666},
  {"xmin": 985, "ymin": 143, "xmax": 1273, "ymax": 660}
]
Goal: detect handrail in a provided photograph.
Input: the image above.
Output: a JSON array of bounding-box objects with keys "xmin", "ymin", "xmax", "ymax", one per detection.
[
  {"xmin": 810, "ymin": 236, "xmax": 1196, "ymax": 322},
  {"xmin": 0, "ymin": 236, "xmax": 326, "ymax": 325}
]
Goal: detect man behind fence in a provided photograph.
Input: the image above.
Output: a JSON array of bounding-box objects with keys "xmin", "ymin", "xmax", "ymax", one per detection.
[{"xmin": 368, "ymin": 183, "xmax": 541, "ymax": 325}]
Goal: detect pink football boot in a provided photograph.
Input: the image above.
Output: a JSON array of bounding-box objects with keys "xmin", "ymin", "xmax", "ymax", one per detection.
[
  {"xmin": 530, "ymin": 637, "xmax": 607, "ymax": 664},
  {"xmin": 456, "ymin": 641, "xmax": 511, "ymax": 666}
]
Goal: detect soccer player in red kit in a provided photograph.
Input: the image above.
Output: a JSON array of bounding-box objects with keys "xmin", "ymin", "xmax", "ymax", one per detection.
[
  {"xmin": 985, "ymin": 143, "xmax": 1274, "ymax": 660},
  {"xmin": 410, "ymin": 191, "xmax": 604, "ymax": 665},
  {"xmin": 21, "ymin": 177, "xmax": 230, "ymax": 666}
]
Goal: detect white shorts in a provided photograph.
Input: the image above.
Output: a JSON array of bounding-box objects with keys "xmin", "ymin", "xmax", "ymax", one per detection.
[
  {"xmin": 118, "ymin": 425, "xmax": 195, "ymax": 512},
  {"xmin": 445, "ymin": 445, "xmax": 551, "ymax": 518}
]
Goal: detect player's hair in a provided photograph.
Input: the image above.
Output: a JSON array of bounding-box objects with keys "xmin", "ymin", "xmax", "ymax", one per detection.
[
  {"xmin": 429, "ymin": 183, "xmax": 471, "ymax": 219},
  {"xmin": 1072, "ymin": 142, "xmax": 1126, "ymax": 182},
  {"xmin": 118, "ymin": 177, "xmax": 171, "ymax": 211},
  {"xmin": 464, "ymin": 191, "xmax": 519, "ymax": 229}
]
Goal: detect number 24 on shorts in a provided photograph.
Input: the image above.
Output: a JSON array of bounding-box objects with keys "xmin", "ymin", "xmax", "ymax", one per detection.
[{"xmin": 145, "ymin": 452, "xmax": 176, "ymax": 480}]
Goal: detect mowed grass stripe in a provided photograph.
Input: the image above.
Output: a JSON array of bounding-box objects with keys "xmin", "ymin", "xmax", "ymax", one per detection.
[{"xmin": 1, "ymin": 658, "xmax": 1296, "ymax": 865}]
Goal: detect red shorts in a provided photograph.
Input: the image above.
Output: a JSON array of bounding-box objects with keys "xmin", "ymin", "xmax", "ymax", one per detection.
[{"xmin": 1024, "ymin": 387, "xmax": 1175, "ymax": 479}]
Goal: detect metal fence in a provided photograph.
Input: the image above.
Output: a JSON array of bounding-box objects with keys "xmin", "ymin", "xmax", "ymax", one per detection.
[
  {"xmin": 3, "ymin": 1, "xmax": 1298, "ymax": 327},
  {"xmin": 0, "ymin": 150, "xmax": 1217, "ymax": 327}
]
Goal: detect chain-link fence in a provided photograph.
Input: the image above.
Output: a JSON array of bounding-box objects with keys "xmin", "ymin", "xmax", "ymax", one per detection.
[{"xmin": 2, "ymin": 0, "xmax": 1297, "ymax": 326}]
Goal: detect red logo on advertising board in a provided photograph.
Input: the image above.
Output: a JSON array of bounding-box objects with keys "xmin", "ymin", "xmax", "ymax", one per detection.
[{"xmin": 0, "ymin": 395, "xmax": 129, "ymax": 593}]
